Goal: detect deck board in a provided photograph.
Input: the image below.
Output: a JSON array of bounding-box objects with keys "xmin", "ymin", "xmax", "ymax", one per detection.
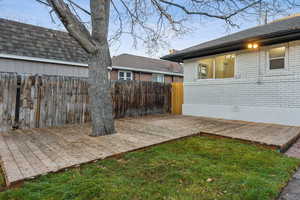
[{"xmin": 0, "ymin": 115, "xmax": 300, "ymax": 186}]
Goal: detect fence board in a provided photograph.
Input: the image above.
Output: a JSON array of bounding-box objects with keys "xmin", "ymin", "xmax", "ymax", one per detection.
[
  {"xmin": 171, "ymin": 82, "xmax": 183, "ymax": 115},
  {"xmin": 0, "ymin": 73, "xmax": 171, "ymax": 131},
  {"xmin": 0, "ymin": 73, "xmax": 18, "ymax": 132}
]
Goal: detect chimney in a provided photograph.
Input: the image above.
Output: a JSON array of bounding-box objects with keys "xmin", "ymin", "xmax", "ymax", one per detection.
[{"xmin": 169, "ymin": 49, "xmax": 177, "ymax": 54}]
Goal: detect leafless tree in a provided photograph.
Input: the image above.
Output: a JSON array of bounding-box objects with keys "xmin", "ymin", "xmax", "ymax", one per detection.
[{"xmin": 35, "ymin": 0, "xmax": 299, "ymax": 136}]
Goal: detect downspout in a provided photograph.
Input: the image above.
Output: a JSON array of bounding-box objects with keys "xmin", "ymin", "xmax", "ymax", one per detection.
[{"xmin": 257, "ymin": 46, "xmax": 263, "ymax": 84}]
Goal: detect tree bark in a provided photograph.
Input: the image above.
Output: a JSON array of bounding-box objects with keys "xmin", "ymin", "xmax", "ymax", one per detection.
[
  {"xmin": 45, "ymin": 0, "xmax": 115, "ymax": 136},
  {"xmin": 87, "ymin": 0, "xmax": 115, "ymax": 136},
  {"xmin": 88, "ymin": 41, "xmax": 115, "ymax": 136}
]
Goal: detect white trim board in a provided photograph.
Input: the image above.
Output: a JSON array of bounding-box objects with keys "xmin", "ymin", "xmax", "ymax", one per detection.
[
  {"xmin": 0, "ymin": 54, "xmax": 183, "ymax": 76},
  {"xmin": 0, "ymin": 53, "xmax": 89, "ymax": 67}
]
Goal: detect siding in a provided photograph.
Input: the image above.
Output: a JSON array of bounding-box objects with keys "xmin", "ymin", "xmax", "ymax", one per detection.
[
  {"xmin": 183, "ymin": 40, "xmax": 300, "ymax": 125},
  {"xmin": 0, "ymin": 58, "xmax": 88, "ymax": 77},
  {"xmin": 236, "ymin": 51, "xmax": 258, "ymax": 79}
]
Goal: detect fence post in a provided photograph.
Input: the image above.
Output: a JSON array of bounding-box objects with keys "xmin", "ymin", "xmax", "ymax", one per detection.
[{"xmin": 13, "ymin": 75, "xmax": 21, "ymax": 129}]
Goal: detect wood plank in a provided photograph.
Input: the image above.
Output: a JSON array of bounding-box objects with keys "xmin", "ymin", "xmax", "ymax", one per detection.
[
  {"xmin": 31, "ymin": 128, "xmax": 79, "ymax": 166},
  {"xmin": 25, "ymin": 140, "xmax": 59, "ymax": 172},
  {"xmin": 13, "ymin": 130, "xmax": 49, "ymax": 175},
  {"xmin": 3, "ymin": 132, "xmax": 37, "ymax": 179},
  {"xmin": 27, "ymin": 129, "xmax": 75, "ymax": 169},
  {"xmin": 118, "ymin": 120, "xmax": 185, "ymax": 139},
  {"xmin": 0, "ymin": 133, "xmax": 23, "ymax": 185},
  {"xmin": 46, "ymin": 128, "xmax": 99, "ymax": 162},
  {"xmin": 51, "ymin": 125, "xmax": 116, "ymax": 157}
]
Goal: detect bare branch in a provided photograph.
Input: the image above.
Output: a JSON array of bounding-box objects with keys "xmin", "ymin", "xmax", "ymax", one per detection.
[
  {"xmin": 67, "ymin": 0, "xmax": 91, "ymax": 15},
  {"xmin": 46, "ymin": 0, "xmax": 96, "ymax": 53},
  {"xmin": 35, "ymin": 0, "xmax": 50, "ymax": 6},
  {"xmin": 36, "ymin": 0, "xmax": 300, "ymax": 55},
  {"xmin": 158, "ymin": 0, "xmax": 261, "ymax": 20}
]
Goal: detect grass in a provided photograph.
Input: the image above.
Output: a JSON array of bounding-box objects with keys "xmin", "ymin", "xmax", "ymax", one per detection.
[
  {"xmin": 0, "ymin": 168, "xmax": 5, "ymax": 189},
  {"xmin": 0, "ymin": 136, "xmax": 299, "ymax": 200}
]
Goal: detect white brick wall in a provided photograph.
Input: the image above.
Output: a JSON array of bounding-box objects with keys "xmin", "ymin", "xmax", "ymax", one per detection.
[{"xmin": 183, "ymin": 40, "xmax": 300, "ymax": 125}]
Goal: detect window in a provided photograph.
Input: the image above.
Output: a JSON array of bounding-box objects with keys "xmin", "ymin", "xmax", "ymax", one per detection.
[
  {"xmin": 152, "ymin": 74, "xmax": 164, "ymax": 83},
  {"xmin": 118, "ymin": 71, "xmax": 133, "ymax": 80},
  {"xmin": 198, "ymin": 58, "xmax": 214, "ymax": 79},
  {"xmin": 215, "ymin": 54, "xmax": 235, "ymax": 79},
  {"xmin": 197, "ymin": 54, "xmax": 235, "ymax": 79},
  {"xmin": 269, "ymin": 47, "xmax": 285, "ymax": 70}
]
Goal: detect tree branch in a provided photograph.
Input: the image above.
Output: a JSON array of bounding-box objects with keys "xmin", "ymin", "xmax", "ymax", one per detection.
[
  {"xmin": 46, "ymin": 0, "xmax": 97, "ymax": 53},
  {"xmin": 35, "ymin": 0, "xmax": 50, "ymax": 6},
  {"xmin": 158, "ymin": 0, "xmax": 261, "ymax": 20},
  {"xmin": 90, "ymin": 0, "xmax": 110, "ymax": 44},
  {"xmin": 67, "ymin": 0, "xmax": 91, "ymax": 15}
]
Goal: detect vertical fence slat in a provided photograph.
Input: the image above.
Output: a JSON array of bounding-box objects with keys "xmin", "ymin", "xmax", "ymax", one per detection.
[
  {"xmin": 0, "ymin": 73, "xmax": 17, "ymax": 132},
  {"xmin": 0, "ymin": 73, "xmax": 173, "ymax": 131}
]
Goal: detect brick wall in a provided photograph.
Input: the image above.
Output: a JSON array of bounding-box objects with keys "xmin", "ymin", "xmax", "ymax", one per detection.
[
  {"xmin": 182, "ymin": 40, "xmax": 300, "ymax": 125},
  {"xmin": 110, "ymin": 69, "xmax": 182, "ymax": 82}
]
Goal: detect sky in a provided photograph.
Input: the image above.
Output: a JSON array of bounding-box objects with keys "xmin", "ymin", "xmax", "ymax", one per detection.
[{"xmin": 1, "ymin": 0, "xmax": 300, "ymax": 59}]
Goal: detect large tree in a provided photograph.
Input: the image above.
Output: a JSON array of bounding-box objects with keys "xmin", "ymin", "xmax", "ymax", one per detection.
[{"xmin": 36, "ymin": 0, "xmax": 298, "ymax": 136}]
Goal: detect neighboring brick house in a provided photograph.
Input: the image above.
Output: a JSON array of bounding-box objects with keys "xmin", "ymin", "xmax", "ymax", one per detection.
[
  {"xmin": 0, "ymin": 18, "xmax": 183, "ymax": 82},
  {"xmin": 162, "ymin": 15, "xmax": 300, "ymax": 126},
  {"xmin": 111, "ymin": 54, "xmax": 183, "ymax": 83}
]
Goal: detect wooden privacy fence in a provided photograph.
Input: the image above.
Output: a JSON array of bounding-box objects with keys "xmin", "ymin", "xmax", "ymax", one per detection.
[
  {"xmin": 171, "ymin": 82, "xmax": 184, "ymax": 115},
  {"xmin": 0, "ymin": 73, "xmax": 171, "ymax": 131}
]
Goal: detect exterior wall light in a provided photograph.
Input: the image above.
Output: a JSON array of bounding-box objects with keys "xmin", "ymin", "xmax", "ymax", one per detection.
[{"xmin": 247, "ymin": 43, "xmax": 259, "ymax": 49}]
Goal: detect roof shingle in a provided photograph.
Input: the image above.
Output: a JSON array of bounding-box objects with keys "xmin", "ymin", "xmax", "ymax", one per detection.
[
  {"xmin": 0, "ymin": 18, "xmax": 182, "ymax": 74},
  {"xmin": 0, "ymin": 18, "xmax": 88, "ymax": 63}
]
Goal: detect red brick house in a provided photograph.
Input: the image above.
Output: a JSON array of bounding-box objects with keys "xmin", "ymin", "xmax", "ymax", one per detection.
[{"xmin": 111, "ymin": 54, "xmax": 183, "ymax": 83}]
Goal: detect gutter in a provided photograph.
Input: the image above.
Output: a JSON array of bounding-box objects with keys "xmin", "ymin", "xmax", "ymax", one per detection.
[{"xmin": 0, "ymin": 54, "xmax": 183, "ymax": 77}]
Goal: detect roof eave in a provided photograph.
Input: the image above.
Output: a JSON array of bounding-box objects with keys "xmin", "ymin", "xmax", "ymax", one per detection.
[{"xmin": 161, "ymin": 29, "xmax": 300, "ymax": 62}]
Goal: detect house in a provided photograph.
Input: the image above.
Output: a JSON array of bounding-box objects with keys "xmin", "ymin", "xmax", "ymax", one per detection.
[
  {"xmin": 162, "ymin": 14, "xmax": 300, "ymax": 126},
  {"xmin": 111, "ymin": 54, "xmax": 183, "ymax": 83},
  {"xmin": 0, "ymin": 18, "xmax": 183, "ymax": 82}
]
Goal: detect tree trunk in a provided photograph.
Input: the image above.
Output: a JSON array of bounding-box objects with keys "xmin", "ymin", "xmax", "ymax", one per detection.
[
  {"xmin": 44, "ymin": 0, "xmax": 115, "ymax": 136},
  {"xmin": 88, "ymin": 41, "xmax": 115, "ymax": 136}
]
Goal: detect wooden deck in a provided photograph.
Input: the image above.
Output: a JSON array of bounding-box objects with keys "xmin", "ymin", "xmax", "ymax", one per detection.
[{"xmin": 1, "ymin": 115, "xmax": 300, "ymax": 186}]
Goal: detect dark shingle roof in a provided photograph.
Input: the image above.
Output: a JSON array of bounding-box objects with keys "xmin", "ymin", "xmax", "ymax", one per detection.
[
  {"xmin": 0, "ymin": 18, "xmax": 88, "ymax": 63},
  {"xmin": 0, "ymin": 18, "xmax": 182, "ymax": 74},
  {"xmin": 112, "ymin": 54, "xmax": 183, "ymax": 74},
  {"xmin": 162, "ymin": 15, "xmax": 300, "ymax": 62}
]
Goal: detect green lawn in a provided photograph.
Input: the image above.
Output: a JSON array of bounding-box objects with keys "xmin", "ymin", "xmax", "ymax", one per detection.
[{"xmin": 0, "ymin": 136, "xmax": 299, "ymax": 200}]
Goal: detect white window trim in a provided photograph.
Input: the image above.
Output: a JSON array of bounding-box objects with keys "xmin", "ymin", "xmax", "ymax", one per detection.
[
  {"xmin": 196, "ymin": 53, "xmax": 236, "ymax": 81},
  {"xmin": 265, "ymin": 44, "xmax": 289, "ymax": 75},
  {"xmin": 152, "ymin": 73, "xmax": 165, "ymax": 83},
  {"xmin": 118, "ymin": 70, "xmax": 133, "ymax": 80}
]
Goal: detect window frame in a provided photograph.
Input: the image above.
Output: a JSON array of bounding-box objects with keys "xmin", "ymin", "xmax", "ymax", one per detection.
[
  {"xmin": 198, "ymin": 63, "xmax": 209, "ymax": 79},
  {"xmin": 152, "ymin": 73, "xmax": 165, "ymax": 83},
  {"xmin": 268, "ymin": 46, "xmax": 287, "ymax": 71},
  {"xmin": 118, "ymin": 70, "xmax": 133, "ymax": 81},
  {"xmin": 197, "ymin": 53, "xmax": 236, "ymax": 80},
  {"xmin": 265, "ymin": 44, "xmax": 289, "ymax": 76}
]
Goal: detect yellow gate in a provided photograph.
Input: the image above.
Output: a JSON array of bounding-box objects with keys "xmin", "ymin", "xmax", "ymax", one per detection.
[{"xmin": 171, "ymin": 82, "xmax": 183, "ymax": 115}]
